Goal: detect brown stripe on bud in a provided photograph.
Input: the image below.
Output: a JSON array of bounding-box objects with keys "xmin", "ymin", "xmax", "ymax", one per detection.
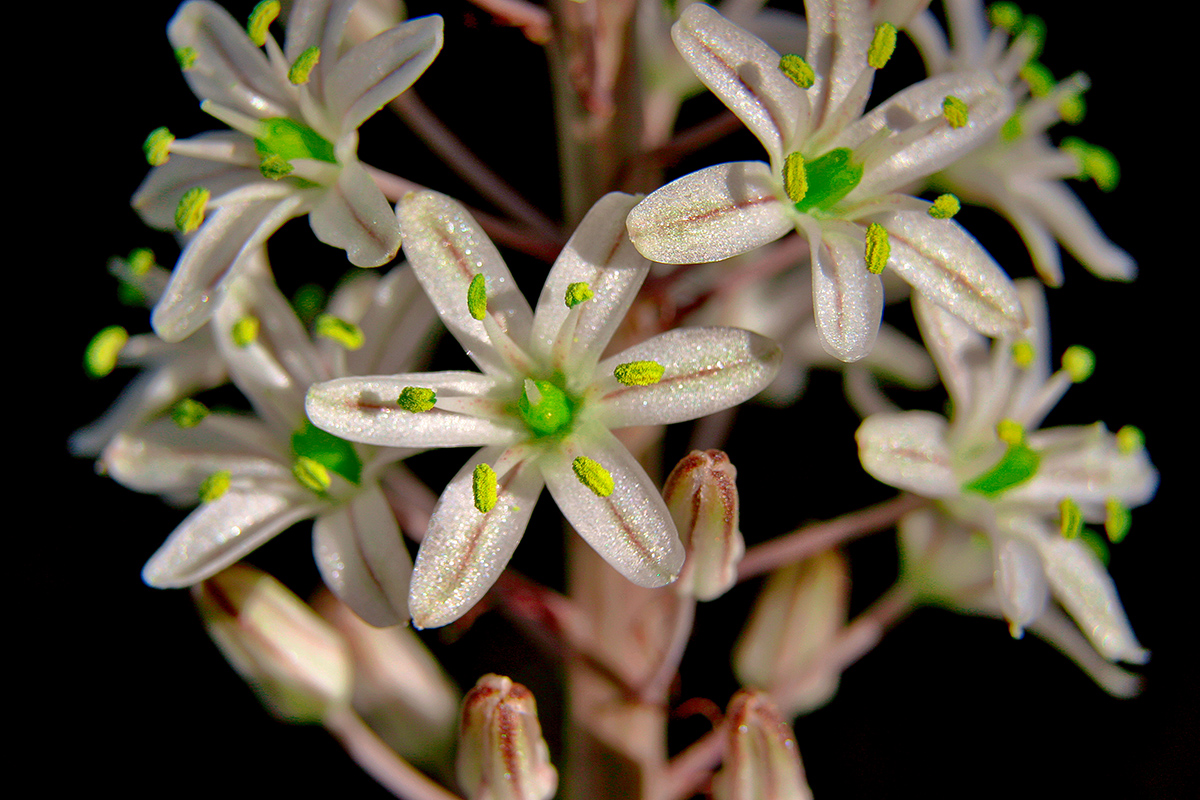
[
  {"xmin": 663, "ymin": 450, "xmax": 744, "ymax": 601},
  {"xmin": 713, "ymin": 690, "xmax": 813, "ymax": 800},
  {"xmin": 457, "ymin": 674, "xmax": 557, "ymax": 800}
]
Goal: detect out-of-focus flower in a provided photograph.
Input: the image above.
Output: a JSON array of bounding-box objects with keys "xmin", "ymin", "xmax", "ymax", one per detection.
[
  {"xmin": 906, "ymin": 0, "xmax": 1134, "ymax": 285},
  {"xmin": 457, "ymin": 674, "xmax": 557, "ymax": 800},
  {"xmin": 663, "ymin": 449, "xmax": 744, "ymax": 601},
  {"xmin": 193, "ymin": 563, "xmax": 353, "ymax": 723},
  {"xmin": 307, "ymin": 190, "xmax": 781, "ymax": 628},
  {"xmin": 628, "ymin": 1, "xmax": 1023, "ymax": 362},
  {"xmin": 856, "ymin": 280, "xmax": 1157, "ymax": 661},
  {"xmin": 103, "ymin": 254, "xmax": 438, "ymax": 626},
  {"xmin": 135, "ymin": 0, "xmax": 442, "ymax": 341},
  {"xmin": 712, "ymin": 689, "xmax": 813, "ymax": 800}
]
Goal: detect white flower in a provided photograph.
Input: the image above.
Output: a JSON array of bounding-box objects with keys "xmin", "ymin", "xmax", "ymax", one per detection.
[
  {"xmin": 306, "ymin": 190, "xmax": 782, "ymax": 628},
  {"xmin": 134, "ymin": 0, "xmax": 442, "ymax": 342},
  {"xmin": 103, "ymin": 255, "xmax": 438, "ymax": 626},
  {"xmin": 627, "ymin": 1, "xmax": 1024, "ymax": 362},
  {"xmin": 856, "ymin": 280, "xmax": 1157, "ymax": 662},
  {"xmin": 906, "ymin": 0, "xmax": 1135, "ymax": 285}
]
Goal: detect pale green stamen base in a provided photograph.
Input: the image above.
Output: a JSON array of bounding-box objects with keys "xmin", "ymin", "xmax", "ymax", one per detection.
[
  {"xmin": 572, "ymin": 456, "xmax": 614, "ymax": 497},
  {"xmin": 473, "ymin": 463, "xmax": 498, "ymax": 513}
]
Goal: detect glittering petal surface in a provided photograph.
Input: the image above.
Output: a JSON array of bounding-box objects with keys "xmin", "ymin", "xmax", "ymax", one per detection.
[
  {"xmin": 911, "ymin": 292, "xmax": 987, "ymax": 413},
  {"xmin": 1008, "ymin": 427, "xmax": 1159, "ymax": 512},
  {"xmin": 346, "ymin": 265, "xmax": 440, "ymax": 376},
  {"xmin": 856, "ymin": 411, "xmax": 957, "ymax": 497},
  {"xmin": 991, "ymin": 534, "xmax": 1049, "ymax": 632},
  {"xmin": 313, "ymin": 484, "xmax": 411, "ymax": 627},
  {"xmin": 541, "ymin": 426, "xmax": 683, "ymax": 588},
  {"xmin": 306, "ymin": 372, "xmax": 520, "ymax": 448},
  {"xmin": 131, "ymin": 132, "xmax": 261, "ymax": 231},
  {"xmin": 804, "ymin": 218, "xmax": 883, "ymax": 362},
  {"xmin": 409, "ymin": 446, "xmax": 544, "ymax": 628},
  {"xmin": 594, "ymin": 327, "xmax": 781, "ymax": 428},
  {"xmin": 803, "ymin": 0, "xmax": 874, "ymax": 129},
  {"xmin": 308, "ymin": 158, "xmax": 402, "ymax": 267},
  {"xmin": 626, "ymin": 161, "xmax": 793, "ymax": 264}
]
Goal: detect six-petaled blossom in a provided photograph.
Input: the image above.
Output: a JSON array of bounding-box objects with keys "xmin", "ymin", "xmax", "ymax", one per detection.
[
  {"xmin": 627, "ymin": 1, "xmax": 1025, "ymax": 362},
  {"xmin": 305, "ymin": 190, "xmax": 782, "ymax": 628},
  {"xmin": 134, "ymin": 0, "xmax": 443, "ymax": 342},
  {"xmin": 103, "ymin": 254, "xmax": 438, "ymax": 626},
  {"xmin": 856, "ymin": 280, "xmax": 1157, "ymax": 662}
]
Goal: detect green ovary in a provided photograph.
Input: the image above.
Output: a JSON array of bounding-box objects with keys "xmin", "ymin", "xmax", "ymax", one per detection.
[
  {"xmin": 255, "ymin": 118, "xmax": 337, "ymax": 164},
  {"xmin": 793, "ymin": 148, "xmax": 863, "ymax": 213},
  {"xmin": 292, "ymin": 421, "xmax": 362, "ymax": 485},
  {"xmin": 961, "ymin": 442, "xmax": 1040, "ymax": 497},
  {"xmin": 517, "ymin": 379, "xmax": 576, "ymax": 438}
]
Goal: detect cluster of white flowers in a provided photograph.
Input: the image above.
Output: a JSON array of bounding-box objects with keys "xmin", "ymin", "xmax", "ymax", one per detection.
[{"xmin": 76, "ymin": 1, "xmax": 1158, "ymax": 797}]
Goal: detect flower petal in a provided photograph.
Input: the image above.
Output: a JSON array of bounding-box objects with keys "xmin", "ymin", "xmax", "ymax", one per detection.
[
  {"xmin": 911, "ymin": 291, "xmax": 988, "ymax": 412},
  {"xmin": 284, "ymin": 0, "xmax": 355, "ymax": 96},
  {"xmin": 1015, "ymin": 179, "xmax": 1136, "ymax": 282},
  {"xmin": 408, "ymin": 446, "xmax": 544, "ymax": 628},
  {"xmin": 346, "ymin": 264, "xmax": 440, "ymax": 376},
  {"xmin": 594, "ymin": 327, "xmax": 782, "ymax": 428},
  {"xmin": 856, "ymin": 411, "xmax": 957, "ymax": 496},
  {"xmin": 804, "ymin": 218, "xmax": 883, "ymax": 362},
  {"xmin": 1010, "ymin": 426, "xmax": 1158, "ymax": 513},
  {"xmin": 991, "ymin": 534, "xmax": 1048, "ymax": 633},
  {"xmin": 627, "ymin": 162, "xmax": 793, "ymax": 264},
  {"xmin": 804, "ymin": 0, "xmax": 873, "ymax": 130},
  {"xmin": 541, "ymin": 426, "xmax": 683, "ymax": 587},
  {"xmin": 131, "ymin": 132, "xmax": 261, "ymax": 231},
  {"xmin": 313, "ymin": 484, "xmax": 412, "ymax": 627},
  {"xmin": 309, "ymin": 158, "xmax": 402, "ymax": 266}
]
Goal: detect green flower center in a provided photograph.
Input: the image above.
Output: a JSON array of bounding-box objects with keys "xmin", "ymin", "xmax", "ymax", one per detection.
[
  {"xmin": 961, "ymin": 441, "xmax": 1040, "ymax": 497},
  {"xmin": 791, "ymin": 148, "xmax": 863, "ymax": 213},
  {"xmin": 255, "ymin": 118, "xmax": 337, "ymax": 164},
  {"xmin": 292, "ymin": 421, "xmax": 362, "ymax": 486},
  {"xmin": 517, "ymin": 379, "xmax": 576, "ymax": 438}
]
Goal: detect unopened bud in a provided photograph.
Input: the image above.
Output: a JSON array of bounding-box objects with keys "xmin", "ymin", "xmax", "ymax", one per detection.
[
  {"xmin": 192, "ymin": 564, "xmax": 352, "ymax": 723},
  {"xmin": 734, "ymin": 551, "xmax": 848, "ymax": 715},
  {"xmin": 712, "ymin": 690, "xmax": 813, "ymax": 800},
  {"xmin": 457, "ymin": 674, "xmax": 557, "ymax": 800},
  {"xmin": 663, "ymin": 450, "xmax": 744, "ymax": 601}
]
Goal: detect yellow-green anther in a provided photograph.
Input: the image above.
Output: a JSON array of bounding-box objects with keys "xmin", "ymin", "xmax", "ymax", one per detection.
[
  {"xmin": 171, "ymin": 398, "xmax": 209, "ymax": 428},
  {"xmin": 565, "ymin": 282, "xmax": 594, "ymax": 308},
  {"xmin": 1058, "ymin": 93, "xmax": 1086, "ymax": 125},
  {"xmin": 1116, "ymin": 425, "xmax": 1144, "ymax": 454},
  {"xmin": 1019, "ymin": 61, "xmax": 1054, "ymax": 97},
  {"xmin": 293, "ymin": 456, "xmax": 332, "ymax": 493},
  {"xmin": 288, "ymin": 46, "xmax": 320, "ymax": 85},
  {"xmin": 943, "ymin": 96, "xmax": 969, "ymax": 128},
  {"xmin": 398, "ymin": 386, "xmax": 437, "ymax": 413},
  {"xmin": 259, "ymin": 153, "xmax": 293, "ymax": 180},
  {"xmin": 988, "ymin": 2, "xmax": 1022, "ymax": 32},
  {"xmin": 928, "ymin": 193, "xmax": 960, "ymax": 219},
  {"xmin": 783, "ymin": 152, "xmax": 808, "ymax": 204},
  {"xmin": 864, "ymin": 223, "xmax": 890, "ymax": 274},
  {"xmin": 143, "ymin": 127, "xmax": 174, "ymax": 166},
  {"xmin": 868, "ymin": 23, "xmax": 897, "ymax": 69},
  {"xmin": 175, "ymin": 187, "xmax": 210, "ymax": 234},
  {"xmin": 175, "ymin": 46, "xmax": 198, "ymax": 70},
  {"xmin": 1001, "ymin": 114, "xmax": 1023, "ymax": 141},
  {"xmin": 613, "ymin": 360, "xmax": 666, "ymax": 386},
  {"xmin": 1058, "ymin": 497, "xmax": 1083, "ymax": 538},
  {"xmin": 231, "ymin": 315, "xmax": 260, "ymax": 348},
  {"xmin": 997, "ymin": 418, "xmax": 1024, "ymax": 445},
  {"xmin": 315, "ymin": 314, "xmax": 365, "ymax": 350},
  {"xmin": 1062, "ymin": 345, "xmax": 1095, "ymax": 382},
  {"xmin": 1011, "ymin": 340, "xmax": 1035, "ymax": 369},
  {"xmin": 779, "ymin": 53, "xmax": 815, "ymax": 88},
  {"xmin": 1105, "ymin": 497, "xmax": 1131, "ymax": 543},
  {"xmin": 199, "ymin": 470, "xmax": 232, "ymax": 502},
  {"xmin": 85, "ymin": 326, "xmax": 128, "ymax": 378},
  {"xmin": 1019, "ymin": 15, "xmax": 1046, "ymax": 60},
  {"xmin": 472, "ymin": 463, "xmax": 498, "ymax": 513},
  {"xmin": 572, "ymin": 456, "xmax": 614, "ymax": 497},
  {"xmin": 247, "ymin": 0, "xmax": 280, "ymax": 46},
  {"xmin": 1065, "ymin": 138, "xmax": 1120, "ymax": 190},
  {"xmin": 128, "ymin": 248, "xmax": 156, "ymax": 275},
  {"xmin": 467, "ymin": 273, "xmax": 488, "ymax": 320}
]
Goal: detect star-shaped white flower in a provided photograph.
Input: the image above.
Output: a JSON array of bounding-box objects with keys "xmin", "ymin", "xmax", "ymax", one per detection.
[
  {"xmin": 305, "ymin": 190, "xmax": 782, "ymax": 628},
  {"xmin": 103, "ymin": 255, "xmax": 438, "ymax": 626},
  {"xmin": 856, "ymin": 280, "xmax": 1157, "ymax": 662},
  {"xmin": 627, "ymin": 1, "xmax": 1024, "ymax": 362},
  {"xmin": 134, "ymin": 0, "xmax": 442, "ymax": 342}
]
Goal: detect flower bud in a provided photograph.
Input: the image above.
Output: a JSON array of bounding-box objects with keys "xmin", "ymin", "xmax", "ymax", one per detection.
[
  {"xmin": 734, "ymin": 551, "xmax": 848, "ymax": 715},
  {"xmin": 663, "ymin": 450, "xmax": 744, "ymax": 601},
  {"xmin": 457, "ymin": 674, "xmax": 557, "ymax": 800},
  {"xmin": 192, "ymin": 564, "xmax": 352, "ymax": 724},
  {"xmin": 712, "ymin": 690, "xmax": 813, "ymax": 800}
]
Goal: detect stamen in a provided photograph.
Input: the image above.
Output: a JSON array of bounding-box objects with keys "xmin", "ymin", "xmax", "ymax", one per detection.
[
  {"xmin": 1019, "ymin": 15, "xmax": 1047, "ymax": 61},
  {"xmin": 1105, "ymin": 497, "xmax": 1131, "ymax": 543},
  {"xmin": 84, "ymin": 326, "xmax": 128, "ymax": 378},
  {"xmin": 997, "ymin": 418, "xmax": 1024, "ymax": 445},
  {"xmin": 175, "ymin": 187, "xmax": 210, "ymax": 234},
  {"xmin": 988, "ymin": 2, "xmax": 1023, "ymax": 33},
  {"xmin": 171, "ymin": 398, "xmax": 209, "ymax": 428},
  {"xmin": 792, "ymin": 148, "xmax": 862, "ymax": 211},
  {"xmin": 293, "ymin": 457, "xmax": 332, "ymax": 493},
  {"xmin": 779, "ymin": 54, "xmax": 815, "ymax": 88},
  {"xmin": 175, "ymin": 46, "xmax": 198, "ymax": 70},
  {"xmin": 1058, "ymin": 497, "xmax": 1083, "ymax": 538},
  {"xmin": 255, "ymin": 117, "xmax": 338, "ymax": 164},
  {"xmin": 1011, "ymin": 340, "xmax": 1035, "ymax": 369},
  {"xmin": 565, "ymin": 282, "xmax": 593, "ymax": 307},
  {"xmin": 398, "ymin": 387, "xmax": 437, "ymax": 413},
  {"xmin": 1061, "ymin": 345, "xmax": 1095, "ymax": 383},
  {"xmin": 1115, "ymin": 425, "xmax": 1144, "ymax": 454},
  {"xmin": 572, "ymin": 456, "xmax": 614, "ymax": 497},
  {"xmin": 614, "ymin": 360, "xmax": 666, "ymax": 386},
  {"xmin": 868, "ymin": 23, "xmax": 897, "ymax": 69},
  {"xmin": 259, "ymin": 154, "xmax": 294, "ymax": 180},
  {"xmin": 1019, "ymin": 61, "xmax": 1055, "ymax": 97},
  {"xmin": 943, "ymin": 96, "xmax": 969, "ymax": 128},
  {"xmin": 783, "ymin": 152, "xmax": 807, "ymax": 204},
  {"xmin": 467, "ymin": 274, "xmax": 488, "ymax": 321},
  {"xmin": 143, "ymin": 127, "xmax": 174, "ymax": 166},
  {"xmin": 473, "ymin": 463, "xmax": 498, "ymax": 513},
  {"xmin": 864, "ymin": 223, "xmax": 889, "ymax": 274},
  {"xmin": 128, "ymin": 248, "xmax": 156, "ymax": 276},
  {"xmin": 928, "ymin": 194, "xmax": 960, "ymax": 219},
  {"xmin": 231, "ymin": 315, "xmax": 260, "ymax": 347},
  {"xmin": 1058, "ymin": 93, "xmax": 1086, "ymax": 124},
  {"xmin": 288, "ymin": 46, "xmax": 321, "ymax": 86},
  {"xmin": 199, "ymin": 470, "xmax": 232, "ymax": 502},
  {"xmin": 1062, "ymin": 137, "xmax": 1119, "ymax": 192},
  {"xmin": 291, "ymin": 422, "xmax": 362, "ymax": 484},
  {"xmin": 247, "ymin": 1, "xmax": 280, "ymax": 47},
  {"xmin": 315, "ymin": 314, "xmax": 365, "ymax": 350}
]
